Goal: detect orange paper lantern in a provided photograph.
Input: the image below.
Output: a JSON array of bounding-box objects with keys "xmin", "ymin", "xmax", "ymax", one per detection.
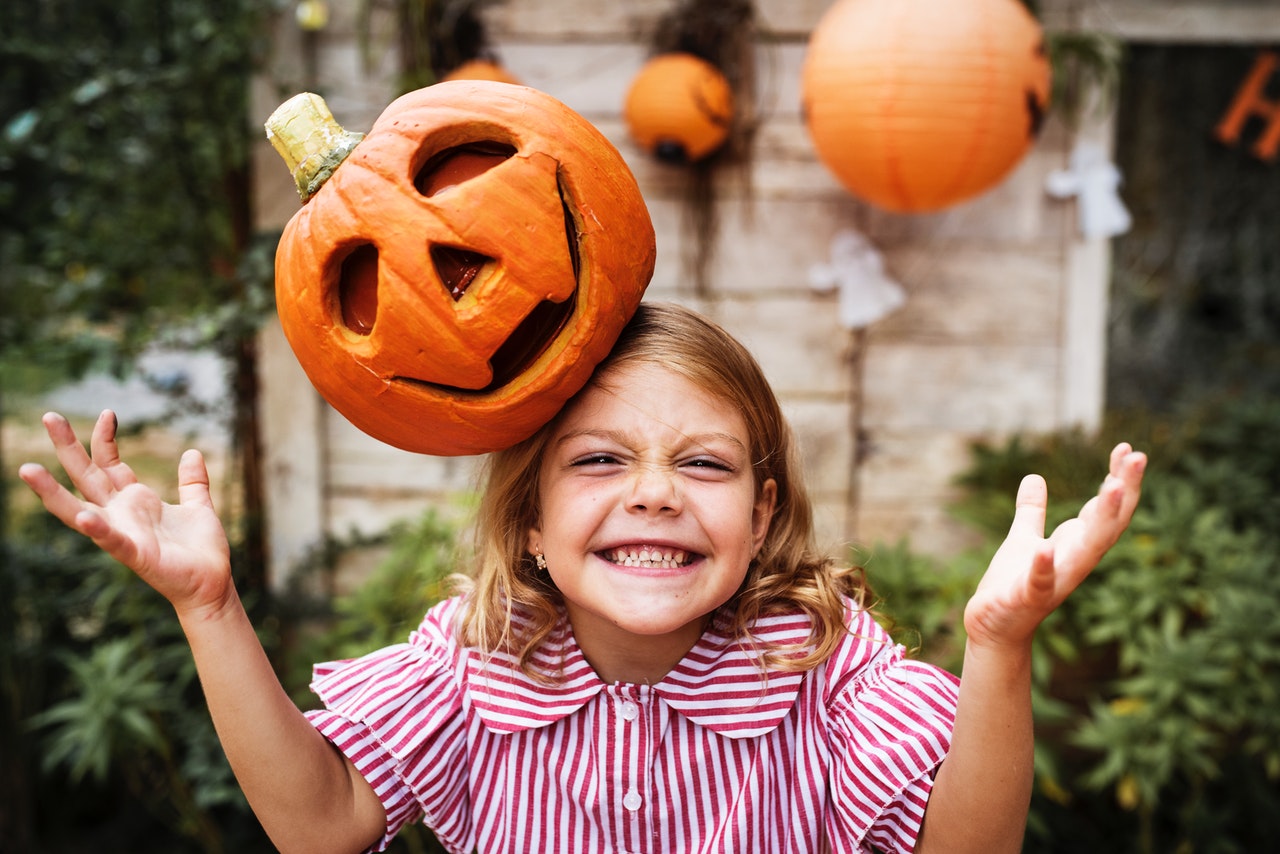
[
  {"xmin": 624, "ymin": 53, "xmax": 734, "ymax": 164},
  {"xmin": 801, "ymin": 0, "xmax": 1051, "ymax": 213},
  {"xmin": 265, "ymin": 81, "xmax": 655, "ymax": 456}
]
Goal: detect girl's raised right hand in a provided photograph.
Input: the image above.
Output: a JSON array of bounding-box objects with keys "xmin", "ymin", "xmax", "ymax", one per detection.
[{"xmin": 18, "ymin": 410, "xmax": 233, "ymax": 618}]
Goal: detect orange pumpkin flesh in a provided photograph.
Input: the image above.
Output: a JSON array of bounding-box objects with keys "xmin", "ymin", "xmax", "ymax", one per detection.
[{"xmin": 270, "ymin": 81, "xmax": 655, "ymax": 455}]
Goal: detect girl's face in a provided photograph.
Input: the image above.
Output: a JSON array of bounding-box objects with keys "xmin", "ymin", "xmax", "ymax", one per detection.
[{"xmin": 528, "ymin": 361, "xmax": 776, "ymax": 681}]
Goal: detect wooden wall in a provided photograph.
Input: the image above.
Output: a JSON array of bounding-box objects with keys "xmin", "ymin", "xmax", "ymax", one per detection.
[{"xmin": 257, "ymin": 0, "xmax": 1250, "ymax": 586}]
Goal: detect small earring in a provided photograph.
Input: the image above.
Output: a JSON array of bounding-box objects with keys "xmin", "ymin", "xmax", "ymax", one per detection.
[{"xmin": 534, "ymin": 552, "xmax": 548, "ymax": 571}]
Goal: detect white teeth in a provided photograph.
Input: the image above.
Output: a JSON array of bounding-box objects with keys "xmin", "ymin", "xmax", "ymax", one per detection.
[{"xmin": 607, "ymin": 547, "xmax": 690, "ymax": 568}]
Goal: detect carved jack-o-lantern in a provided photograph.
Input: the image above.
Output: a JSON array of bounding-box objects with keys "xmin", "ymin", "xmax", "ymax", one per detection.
[{"xmin": 266, "ymin": 81, "xmax": 656, "ymax": 456}]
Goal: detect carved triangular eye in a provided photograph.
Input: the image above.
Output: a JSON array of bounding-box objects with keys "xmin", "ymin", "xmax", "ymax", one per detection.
[
  {"xmin": 431, "ymin": 245, "xmax": 492, "ymax": 300},
  {"xmin": 415, "ymin": 142, "xmax": 515, "ymax": 196}
]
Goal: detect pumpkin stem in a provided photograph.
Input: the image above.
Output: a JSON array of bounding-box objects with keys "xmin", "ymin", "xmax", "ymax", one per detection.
[{"xmin": 264, "ymin": 92, "xmax": 365, "ymax": 202}]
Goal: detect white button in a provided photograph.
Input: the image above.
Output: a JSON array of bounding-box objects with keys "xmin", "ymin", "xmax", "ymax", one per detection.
[
  {"xmin": 620, "ymin": 701, "xmax": 639, "ymax": 721},
  {"xmin": 623, "ymin": 790, "xmax": 643, "ymax": 811}
]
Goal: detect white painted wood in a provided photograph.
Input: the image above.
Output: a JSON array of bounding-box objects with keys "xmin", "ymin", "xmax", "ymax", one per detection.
[
  {"xmin": 1071, "ymin": 0, "xmax": 1280, "ymax": 42},
  {"xmin": 258, "ymin": 317, "xmax": 327, "ymax": 589},
  {"xmin": 871, "ymin": 245, "xmax": 1065, "ymax": 345},
  {"xmin": 862, "ymin": 342, "xmax": 1061, "ymax": 434},
  {"xmin": 1056, "ymin": 113, "xmax": 1119, "ymax": 431}
]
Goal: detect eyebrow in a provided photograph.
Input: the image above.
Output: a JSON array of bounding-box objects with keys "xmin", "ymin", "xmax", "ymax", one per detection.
[{"xmin": 555, "ymin": 428, "xmax": 749, "ymax": 456}]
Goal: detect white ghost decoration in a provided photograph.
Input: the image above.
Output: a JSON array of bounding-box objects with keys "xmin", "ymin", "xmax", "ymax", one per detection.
[
  {"xmin": 1045, "ymin": 141, "xmax": 1133, "ymax": 240},
  {"xmin": 808, "ymin": 229, "xmax": 906, "ymax": 330}
]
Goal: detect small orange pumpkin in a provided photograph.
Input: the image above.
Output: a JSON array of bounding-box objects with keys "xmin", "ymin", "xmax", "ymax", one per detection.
[
  {"xmin": 801, "ymin": 0, "xmax": 1051, "ymax": 213},
  {"xmin": 441, "ymin": 59, "xmax": 522, "ymax": 86},
  {"xmin": 625, "ymin": 53, "xmax": 734, "ymax": 164},
  {"xmin": 266, "ymin": 81, "xmax": 655, "ymax": 456}
]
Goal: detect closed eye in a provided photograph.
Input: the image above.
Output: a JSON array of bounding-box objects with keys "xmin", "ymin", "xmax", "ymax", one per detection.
[
  {"xmin": 684, "ymin": 458, "xmax": 731, "ymax": 470},
  {"xmin": 679, "ymin": 457, "xmax": 736, "ymax": 478},
  {"xmin": 571, "ymin": 453, "xmax": 622, "ymax": 467}
]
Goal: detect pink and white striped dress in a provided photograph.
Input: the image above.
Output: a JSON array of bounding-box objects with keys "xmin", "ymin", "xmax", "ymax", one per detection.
[{"xmin": 306, "ymin": 596, "xmax": 959, "ymax": 854}]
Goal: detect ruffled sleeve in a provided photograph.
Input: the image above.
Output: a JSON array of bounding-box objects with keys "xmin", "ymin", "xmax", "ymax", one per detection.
[
  {"xmin": 305, "ymin": 597, "xmax": 471, "ymax": 853},
  {"xmin": 823, "ymin": 608, "xmax": 961, "ymax": 854}
]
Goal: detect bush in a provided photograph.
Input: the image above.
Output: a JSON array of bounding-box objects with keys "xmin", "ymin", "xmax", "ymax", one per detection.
[
  {"xmin": 865, "ymin": 395, "xmax": 1280, "ymax": 852},
  {"xmin": 1, "ymin": 510, "xmax": 269, "ymax": 853},
  {"xmin": 3, "ymin": 504, "xmax": 462, "ymax": 853}
]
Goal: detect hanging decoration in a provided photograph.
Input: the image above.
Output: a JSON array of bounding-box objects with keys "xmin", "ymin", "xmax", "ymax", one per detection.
[
  {"xmin": 264, "ymin": 82, "xmax": 655, "ymax": 456},
  {"xmin": 1214, "ymin": 50, "xmax": 1280, "ymax": 163},
  {"xmin": 625, "ymin": 53, "xmax": 734, "ymax": 164},
  {"xmin": 807, "ymin": 229, "xmax": 906, "ymax": 330},
  {"xmin": 634, "ymin": 0, "xmax": 758, "ymax": 296},
  {"xmin": 1045, "ymin": 141, "xmax": 1132, "ymax": 240},
  {"xmin": 801, "ymin": 0, "xmax": 1051, "ymax": 213}
]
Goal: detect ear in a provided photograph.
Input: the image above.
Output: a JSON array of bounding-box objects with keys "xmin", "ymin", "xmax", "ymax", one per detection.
[
  {"xmin": 751, "ymin": 478, "xmax": 777, "ymax": 555},
  {"xmin": 526, "ymin": 526, "xmax": 542, "ymax": 557}
]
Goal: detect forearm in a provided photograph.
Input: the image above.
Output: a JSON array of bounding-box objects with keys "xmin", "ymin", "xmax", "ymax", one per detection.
[
  {"xmin": 915, "ymin": 642, "xmax": 1034, "ymax": 854},
  {"xmin": 178, "ymin": 590, "xmax": 385, "ymax": 854}
]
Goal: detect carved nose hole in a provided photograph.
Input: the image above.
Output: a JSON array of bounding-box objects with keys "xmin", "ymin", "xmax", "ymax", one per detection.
[
  {"xmin": 431, "ymin": 245, "xmax": 493, "ymax": 300},
  {"xmin": 415, "ymin": 142, "xmax": 516, "ymax": 197},
  {"xmin": 338, "ymin": 243, "xmax": 379, "ymax": 335}
]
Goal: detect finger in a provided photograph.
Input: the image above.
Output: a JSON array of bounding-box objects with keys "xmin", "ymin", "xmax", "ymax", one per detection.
[
  {"xmin": 43, "ymin": 412, "xmax": 116, "ymax": 504},
  {"xmin": 72, "ymin": 507, "xmax": 142, "ymax": 568},
  {"xmin": 89, "ymin": 409, "xmax": 139, "ymax": 491},
  {"xmin": 1109, "ymin": 442, "xmax": 1132, "ymax": 477},
  {"xmin": 18, "ymin": 462, "xmax": 91, "ymax": 529},
  {"xmin": 1024, "ymin": 542, "xmax": 1058, "ymax": 608},
  {"xmin": 177, "ymin": 449, "xmax": 216, "ymax": 511},
  {"xmin": 1099, "ymin": 450, "xmax": 1146, "ymax": 518},
  {"xmin": 1009, "ymin": 474, "xmax": 1049, "ymax": 538}
]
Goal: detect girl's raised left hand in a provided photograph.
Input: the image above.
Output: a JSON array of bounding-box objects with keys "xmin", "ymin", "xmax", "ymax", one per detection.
[{"xmin": 963, "ymin": 442, "xmax": 1146, "ymax": 650}]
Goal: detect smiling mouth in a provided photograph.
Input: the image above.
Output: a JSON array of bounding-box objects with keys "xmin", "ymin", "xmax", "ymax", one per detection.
[{"xmin": 603, "ymin": 546, "xmax": 694, "ymax": 569}]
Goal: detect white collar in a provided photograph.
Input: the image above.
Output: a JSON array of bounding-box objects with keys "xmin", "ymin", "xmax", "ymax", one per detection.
[{"xmin": 464, "ymin": 606, "xmax": 814, "ymax": 739}]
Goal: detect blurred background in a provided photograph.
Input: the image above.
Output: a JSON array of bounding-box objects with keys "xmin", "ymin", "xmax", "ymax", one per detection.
[{"xmin": 2, "ymin": 0, "xmax": 1278, "ymax": 851}]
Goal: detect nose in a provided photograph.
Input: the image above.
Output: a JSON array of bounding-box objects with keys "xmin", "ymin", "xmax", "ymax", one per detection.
[{"xmin": 626, "ymin": 463, "xmax": 682, "ymax": 515}]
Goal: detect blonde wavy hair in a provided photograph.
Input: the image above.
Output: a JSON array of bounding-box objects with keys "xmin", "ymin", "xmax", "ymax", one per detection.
[{"xmin": 455, "ymin": 301, "xmax": 871, "ymax": 676}]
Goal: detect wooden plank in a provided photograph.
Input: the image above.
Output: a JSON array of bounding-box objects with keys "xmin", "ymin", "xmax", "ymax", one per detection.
[
  {"xmin": 714, "ymin": 296, "xmax": 855, "ymax": 396},
  {"xmin": 862, "ymin": 342, "xmax": 1061, "ymax": 433},
  {"xmin": 324, "ymin": 411, "xmax": 482, "ymax": 493},
  {"xmin": 486, "ymin": 0, "xmax": 831, "ymax": 41},
  {"xmin": 1068, "ymin": 0, "xmax": 1280, "ymax": 43},
  {"xmin": 870, "ymin": 245, "xmax": 1065, "ymax": 346},
  {"xmin": 258, "ymin": 318, "xmax": 327, "ymax": 587}
]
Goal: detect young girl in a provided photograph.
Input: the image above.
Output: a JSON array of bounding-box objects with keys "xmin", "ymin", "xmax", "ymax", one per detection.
[{"xmin": 20, "ymin": 301, "xmax": 1146, "ymax": 854}]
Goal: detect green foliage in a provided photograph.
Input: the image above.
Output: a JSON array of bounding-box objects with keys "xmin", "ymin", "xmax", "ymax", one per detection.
[
  {"xmin": 868, "ymin": 394, "xmax": 1280, "ymax": 852},
  {"xmin": 2, "ymin": 509, "xmax": 269, "ymax": 852},
  {"xmin": 0, "ymin": 0, "xmax": 272, "ymax": 379},
  {"xmin": 3, "ymin": 496, "xmax": 464, "ymax": 852},
  {"xmin": 282, "ymin": 511, "xmax": 461, "ymax": 854},
  {"xmin": 30, "ymin": 637, "xmax": 172, "ymax": 784},
  {"xmin": 858, "ymin": 539, "xmax": 978, "ymax": 673},
  {"xmin": 292, "ymin": 511, "xmax": 462, "ymax": 673}
]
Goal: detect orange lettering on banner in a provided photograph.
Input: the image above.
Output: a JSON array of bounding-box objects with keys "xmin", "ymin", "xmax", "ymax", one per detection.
[{"xmin": 1215, "ymin": 50, "xmax": 1280, "ymax": 162}]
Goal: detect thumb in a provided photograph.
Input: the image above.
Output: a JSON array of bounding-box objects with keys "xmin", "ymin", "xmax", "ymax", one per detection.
[
  {"xmin": 177, "ymin": 450, "xmax": 215, "ymax": 511},
  {"xmin": 1009, "ymin": 474, "xmax": 1048, "ymax": 539}
]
